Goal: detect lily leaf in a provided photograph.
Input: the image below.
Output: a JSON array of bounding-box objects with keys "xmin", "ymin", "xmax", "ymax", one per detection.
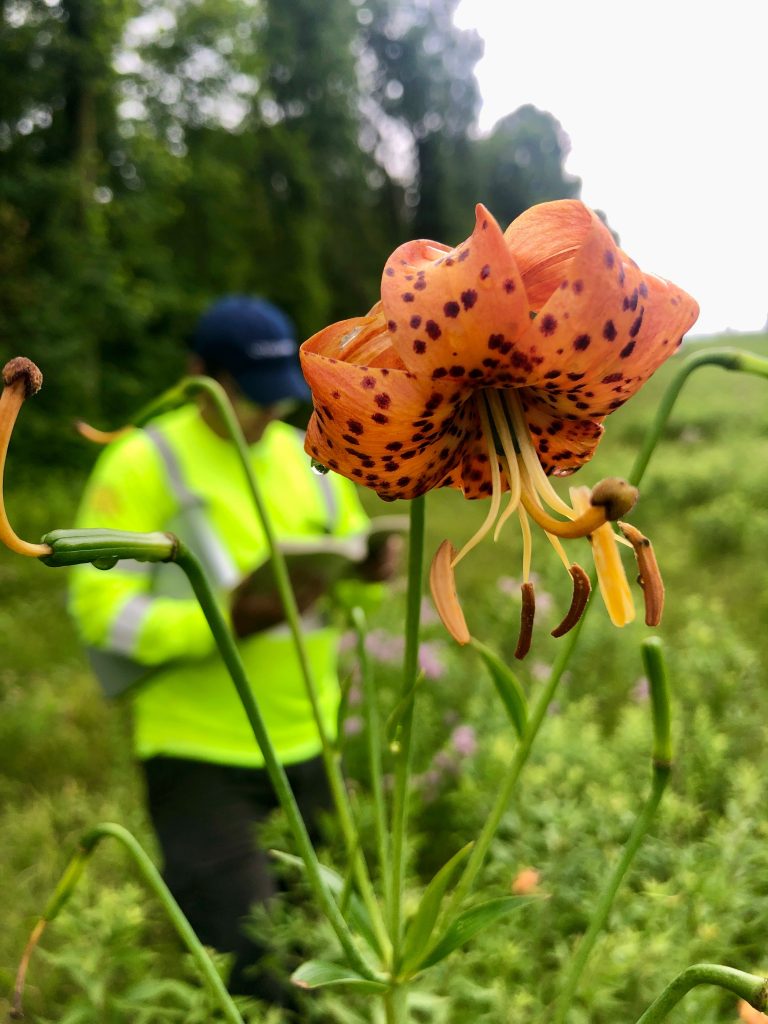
[
  {"xmin": 471, "ymin": 638, "xmax": 528, "ymax": 738},
  {"xmin": 400, "ymin": 842, "xmax": 474, "ymax": 973},
  {"xmin": 418, "ymin": 895, "xmax": 535, "ymax": 970},
  {"xmin": 270, "ymin": 849, "xmax": 381, "ymax": 956},
  {"xmin": 292, "ymin": 960, "xmax": 389, "ymax": 993}
]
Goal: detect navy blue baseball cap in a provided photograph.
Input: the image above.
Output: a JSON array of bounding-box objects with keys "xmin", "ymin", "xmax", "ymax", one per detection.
[{"xmin": 191, "ymin": 295, "xmax": 310, "ymax": 406}]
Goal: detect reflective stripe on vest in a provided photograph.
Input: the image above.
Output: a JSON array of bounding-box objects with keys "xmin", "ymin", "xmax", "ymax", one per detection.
[
  {"xmin": 144, "ymin": 426, "xmax": 240, "ymax": 590},
  {"xmin": 90, "ymin": 423, "xmax": 338, "ymax": 698},
  {"xmin": 109, "ymin": 593, "xmax": 154, "ymax": 656}
]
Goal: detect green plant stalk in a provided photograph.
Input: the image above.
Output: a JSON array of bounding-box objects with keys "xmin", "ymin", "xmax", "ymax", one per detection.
[
  {"xmin": 174, "ymin": 541, "xmax": 378, "ymax": 979},
  {"xmin": 384, "ymin": 983, "xmax": 409, "ymax": 1024},
  {"xmin": 390, "ymin": 345, "xmax": 768, "ymax": 978},
  {"xmin": 389, "ymin": 496, "xmax": 426, "ymax": 972},
  {"xmin": 427, "ymin": 348, "xmax": 766, "ymax": 941},
  {"xmin": 552, "ymin": 637, "xmax": 674, "ymax": 1022},
  {"xmin": 191, "ymin": 376, "xmax": 389, "ymax": 955},
  {"xmin": 56, "ymin": 346, "xmax": 395, "ymax": 964},
  {"xmin": 352, "ymin": 606, "xmax": 393, "ymax": 919},
  {"xmin": 634, "ymin": 964, "xmax": 768, "ymax": 1024},
  {"xmin": 12, "ymin": 822, "xmax": 244, "ymax": 1024},
  {"xmin": 85, "ymin": 373, "xmax": 386, "ymax": 943},
  {"xmin": 441, "ymin": 604, "xmax": 589, "ymax": 925},
  {"xmin": 553, "ymin": 765, "xmax": 670, "ymax": 1024},
  {"xmin": 42, "ymin": 530, "xmax": 376, "ymax": 979},
  {"xmin": 629, "ymin": 347, "xmax": 768, "ymax": 486}
]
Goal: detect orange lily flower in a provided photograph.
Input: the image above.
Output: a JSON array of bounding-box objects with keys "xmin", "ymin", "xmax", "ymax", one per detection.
[{"xmin": 300, "ymin": 201, "xmax": 698, "ymax": 650}]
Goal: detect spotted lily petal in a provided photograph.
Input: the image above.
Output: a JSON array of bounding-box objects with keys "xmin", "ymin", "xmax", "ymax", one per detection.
[
  {"xmin": 503, "ymin": 199, "xmax": 594, "ymax": 310},
  {"xmin": 381, "ymin": 205, "xmax": 532, "ymax": 388},
  {"xmin": 508, "ymin": 208, "xmax": 698, "ymax": 475},
  {"xmin": 300, "ymin": 199, "xmax": 698, "ymax": 652},
  {"xmin": 302, "ymin": 320, "xmax": 471, "ymax": 500}
]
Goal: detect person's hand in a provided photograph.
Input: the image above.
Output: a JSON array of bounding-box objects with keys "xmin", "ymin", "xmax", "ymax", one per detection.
[
  {"xmin": 357, "ymin": 534, "xmax": 403, "ymax": 583},
  {"xmin": 230, "ymin": 570, "xmax": 326, "ymax": 638}
]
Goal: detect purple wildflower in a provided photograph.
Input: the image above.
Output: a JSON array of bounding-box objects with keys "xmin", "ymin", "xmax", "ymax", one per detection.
[
  {"xmin": 418, "ymin": 641, "xmax": 446, "ymax": 680},
  {"xmin": 451, "ymin": 724, "xmax": 477, "ymax": 758},
  {"xmin": 343, "ymin": 715, "xmax": 364, "ymax": 737}
]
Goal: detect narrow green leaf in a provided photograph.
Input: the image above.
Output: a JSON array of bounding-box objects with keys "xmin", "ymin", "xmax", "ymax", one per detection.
[
  {"xmin": 270, "ymin": 849, "xmax": 381, "ymax": 955},
  {"xmin": 418, "ymin": 896, "xmax": 534, "ymax": 970},
  {"xmin": 400, "ymin": 842, "xmax": 474, "ymax": 973},
  {"xmin": 470, "ymin": 639, "xmax": 528, "ymax": 738},
  {"xmin": 291, "ymin": 960, "xmax": 389, "ymax": 993}
]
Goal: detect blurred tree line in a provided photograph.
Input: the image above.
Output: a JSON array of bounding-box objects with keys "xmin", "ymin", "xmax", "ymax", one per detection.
[{"xmin": 0, "ymin": 0, "xmax": 580, "ymax": 467}]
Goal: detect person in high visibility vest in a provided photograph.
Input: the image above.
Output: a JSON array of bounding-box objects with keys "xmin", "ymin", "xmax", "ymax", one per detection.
[{"xmin": 69, "ymin": 296, "xmax": 395, "ymax": 1006}]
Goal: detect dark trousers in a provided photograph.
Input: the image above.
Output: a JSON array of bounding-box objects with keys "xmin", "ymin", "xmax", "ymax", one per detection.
[{"xmin": 142, "ymin": 755, "xmax": 331, "ymax": 1004}]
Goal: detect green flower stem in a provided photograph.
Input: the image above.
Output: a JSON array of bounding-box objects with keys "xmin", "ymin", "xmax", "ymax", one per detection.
[
  {"xmin": 12, "ymin": 822, "xmax": 244, "ymax": 1024},
  {"xmin": 40, "ymin": 530, "xmax": 377, "ymax": 979},
  {"xmin": 441, "ymin": 599, "xmax": 589, "ymax": 926},
  {"xmin": 91, "ymin": 373, "xmax": 379, "ymax": 919},
  {"xmin": 634, "ymin": 964, "xmax": 768, "ymax": 1024},
  {"xmin": 553, "ymin": 767, "xmax": 670, "ymax": 1024},
  {"xmin": 405, "ymin": 346, "xmax": 768, "ymax": 979},
  {"xmin": 629, "ymin": 347, "xmax": 768, "ymax": 487},
  {"xmin": 384, "ymin": 983, "xmax": 409, "ymax": 1024},
  {"xmin": 189, "ymin": 376, "xmax": 389, "ymax": 955},
  {"xmin": 352, "ymin": 607, "xmax": 392, "ymax": 919},
  {"xmin": 174, "ymin": 542, "xmax": 379, "ymax": 979},
  {"xmin": 552, "ymin": 637, "xmax": 673, "ymax": 1023},
  {"xmin": 90, "ymin": 374, "xmax": 388, "ymax": 956},
  {"xmin": 389, "ymin": 496, "xmax": 426, "ymax": 968}
]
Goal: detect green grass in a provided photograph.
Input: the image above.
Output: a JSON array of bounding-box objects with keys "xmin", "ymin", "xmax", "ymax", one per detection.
[{"xmin": 2, "ymin": 333, "xmax": 768, "ymax": 1022}]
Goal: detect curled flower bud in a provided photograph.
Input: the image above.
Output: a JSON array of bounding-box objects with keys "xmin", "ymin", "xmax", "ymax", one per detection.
[{"xmin": 3, "ymin": 357, "xmax": 43, "ymax": 398}]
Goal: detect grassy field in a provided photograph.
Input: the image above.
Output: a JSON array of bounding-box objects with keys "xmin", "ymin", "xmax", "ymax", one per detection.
[{"xmin": 2, "ymin": 332, "xmax": 768, "ymax": 1022}]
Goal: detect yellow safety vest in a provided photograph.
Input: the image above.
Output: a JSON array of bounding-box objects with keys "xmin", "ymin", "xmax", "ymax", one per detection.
[{"xmin": 69, "ymin": 404, "xmax": 371, "ymax": 767}]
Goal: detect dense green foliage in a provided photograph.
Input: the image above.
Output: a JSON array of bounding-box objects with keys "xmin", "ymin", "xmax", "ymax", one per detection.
[
  {"xmin": 1, "ymin": 0, "xmax": 579, "ymax": 469},
  {"xmin": 2, "ymin": 334, "xmax": 768, "ymax": 1022}
]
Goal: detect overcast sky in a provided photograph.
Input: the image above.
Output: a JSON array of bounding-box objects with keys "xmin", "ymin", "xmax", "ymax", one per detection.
[{"xmin": 454, "ymin": 0, "xmax": 767, "ymax": 337}]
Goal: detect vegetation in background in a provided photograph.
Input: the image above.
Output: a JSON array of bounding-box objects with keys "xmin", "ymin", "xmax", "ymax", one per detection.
[
  {"xmin": 5, "ymin": 2, "xmax": 767, "ymax": 1020},
  {"xmin": 2, "ymin": 334, "xmax": 768, "ymax": 1021},
  {"xmin": 1, "ymin": 0, "xmax": 579, "ymax": 469}
]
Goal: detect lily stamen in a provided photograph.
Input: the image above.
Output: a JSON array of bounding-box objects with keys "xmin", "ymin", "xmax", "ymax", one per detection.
[
  {"xmin": 450, "ymin": 398, "xmax": 504, "ymax": 569},
  {"xmin": 514, "ymin": 581, "xmax": 536, "ymax": 660},
  {"xmin": 518, "ymin": 504, "xmax": 533, "ymax": 582},
  {"xmin": 484, "ymin": 393, "xmax": 523, "ymax": 541},
  {"xmin": 551, "ymin": 564, "xmax": 592, "ymax": 638},
  {"xmin": 504, "ymin": 391, "xmax": 575, "ymax": 520},
  {"xmin": 619, "ymin": 521, "xmax": 665, "ymax": 626},
  {"xmin": 0, "ymin": 359, "xmax": 52, "ymax": 558},
  {"xmin": 429, "ymin": 539, "xmax": 471, "ymax": 645}
]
